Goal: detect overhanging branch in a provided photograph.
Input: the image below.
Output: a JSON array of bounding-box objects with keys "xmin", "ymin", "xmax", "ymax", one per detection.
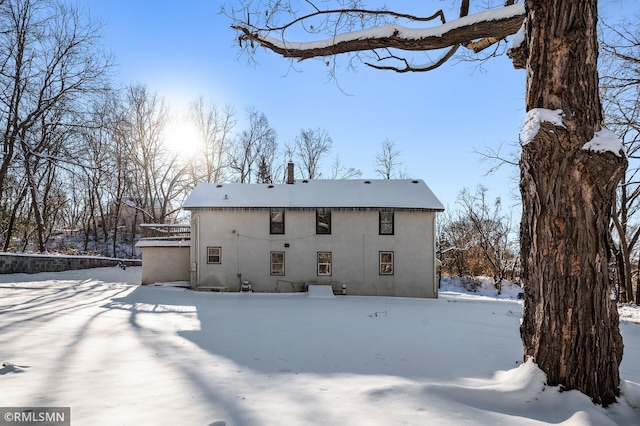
[{"xmin": 232, "ymin": 3, "xmax": 525, "ymax": 62}]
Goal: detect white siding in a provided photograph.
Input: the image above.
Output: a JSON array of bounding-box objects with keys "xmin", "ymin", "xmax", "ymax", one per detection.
[
  {"xmin": 140, "ymin": 245, "xmax": 190, "ymax": 285},
  {"xmin": 190, "ymin": 208, "xmax": 437, "ymax": 297}
]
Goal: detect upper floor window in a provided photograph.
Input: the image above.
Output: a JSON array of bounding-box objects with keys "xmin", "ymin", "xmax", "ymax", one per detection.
[
  {"xmin": 316, "ymin": 208, "xmax": 331, "ymax": 234},
  {"xmin": 270, "ymin": 208, "xmax": 285, "ymax": 234},
  {"xmin": 379, "ymin": 209, "xmax": 394, "ymax": 235},
  {"xmin": 207, "ymin": 246, "xmax": 221, "ymax": 264}
]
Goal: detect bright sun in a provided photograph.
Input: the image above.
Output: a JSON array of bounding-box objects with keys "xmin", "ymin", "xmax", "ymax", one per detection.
[{"xmin": 163, "ymin": 118, "xmax": 202, "ymax": 160}]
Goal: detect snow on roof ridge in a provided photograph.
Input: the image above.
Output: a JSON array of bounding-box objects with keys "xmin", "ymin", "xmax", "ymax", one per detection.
[{"xmin": 183, "ymin": 179, "xmax": 444, "ymax": 210}]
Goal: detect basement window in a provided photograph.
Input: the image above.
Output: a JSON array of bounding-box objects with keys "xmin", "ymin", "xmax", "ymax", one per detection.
[
  {"xmin": 207, "ymin": 247, "xmax": 221, "ymax": 264},
  {"xmin": 271, "ymin": 251, "xmax": 285, "ymax": 276},
  {"xmin": 379, "ymin": 251, "xmax": 394, "ymax": 275},
  {"xmin": 317, "ymin": 252, "xmax": 332, "ymax": 276}
]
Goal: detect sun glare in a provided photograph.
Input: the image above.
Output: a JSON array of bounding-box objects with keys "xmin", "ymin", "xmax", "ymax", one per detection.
[{"xmin": 163, "ymin": 118, "xmax": 202, "ymax": 160}]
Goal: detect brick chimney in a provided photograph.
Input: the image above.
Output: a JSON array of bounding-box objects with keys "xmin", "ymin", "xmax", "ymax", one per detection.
[{"xmin": 287, "ymin": 162, "xmax": 294, "ymax": 184}]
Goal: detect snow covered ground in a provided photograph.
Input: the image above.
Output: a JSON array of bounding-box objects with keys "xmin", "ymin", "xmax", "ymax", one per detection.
[{"xmin": 1, "ymin": 268, "xmax": 639, "ymax": 425}]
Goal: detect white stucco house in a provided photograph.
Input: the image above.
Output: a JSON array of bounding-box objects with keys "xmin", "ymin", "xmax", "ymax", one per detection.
[{"xmin": 181, "ymin": 169, "xmax": 444, "ymax": 298}]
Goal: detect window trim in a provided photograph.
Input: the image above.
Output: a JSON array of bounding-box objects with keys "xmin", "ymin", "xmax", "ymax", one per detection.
[
  {"xmin": 270, "ymin": 251, "xmax": 285, "ymax": 276},
  {"xmin": 207, "ymin": 246, "xmax": 221, "ymax": 264},
  {"xmin": 379, "ymin": 209, "xmax": 394, "ymax": 235},
  {"xmin": 317, "ymin": 251, "xmax": 332, "ymax": 276},
  {"xmin": 316, "ymin": 208, "xmax": 331, "ymax": 234},
  {"xmin": 379, "ymin": 251, "xmax": 394, "ymax": 275},
  {"xmin": 270, "ymin": 208, "xmax": 285, "ymax": 234}
]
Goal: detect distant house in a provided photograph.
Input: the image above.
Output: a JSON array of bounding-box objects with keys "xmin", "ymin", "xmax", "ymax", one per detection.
[{"xmin": 181, "ymin": 165, "xmax": 444, "ymax": 298}]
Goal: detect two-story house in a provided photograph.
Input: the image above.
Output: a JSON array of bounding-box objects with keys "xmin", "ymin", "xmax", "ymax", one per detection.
[{"xmin": 182, "ymin": 168, "xmax": 444, "ymax": 298}]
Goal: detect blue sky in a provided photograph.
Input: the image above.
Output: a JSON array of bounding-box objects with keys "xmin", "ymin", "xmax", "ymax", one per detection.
[{"xmin": 78, "ymin": 0, "xmax": 629, "ymax": 212}]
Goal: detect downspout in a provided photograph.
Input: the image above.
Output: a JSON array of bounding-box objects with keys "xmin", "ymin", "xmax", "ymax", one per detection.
[
  {"xmin": 433, "ymin": 214, "xmax": 438, "ymax": 297},
  {"xmin": 236, "ymin": 230, "xmax": 241, "ymax": 289},
  {"xmin": 362, "ymin": 233, "xmax": 365, "ymax": 290},
  {"xmin": 197, "ymin": 214, "xmax": 200, "ymax": 286},
  {"xmin": 191, "ymin": 214, "xmax": 200, "ymax": 288}
]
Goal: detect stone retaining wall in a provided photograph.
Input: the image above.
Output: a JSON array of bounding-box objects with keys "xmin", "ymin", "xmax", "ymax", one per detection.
[{"xmin": 0, "ymin": 253, "xmax": 141, "ymax": 274}]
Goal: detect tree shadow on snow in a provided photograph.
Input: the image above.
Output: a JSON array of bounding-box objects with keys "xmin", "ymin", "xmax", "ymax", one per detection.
[
  {"xmin": 105, "ymin": 286, "xmax": 524, "ymax": 380},
  {"xmin": 105, "ymin": 286, "xmax": 260, "ymax": 426}
]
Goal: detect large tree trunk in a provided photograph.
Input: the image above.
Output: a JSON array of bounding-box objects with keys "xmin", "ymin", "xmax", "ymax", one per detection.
[{"xmin": 519, "ymin": 0, "xmax": 626, "ymax": 406}]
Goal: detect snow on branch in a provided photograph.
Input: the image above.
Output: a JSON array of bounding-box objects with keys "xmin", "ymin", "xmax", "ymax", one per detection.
[
  {"xmin": 232, "ymin": 3, "xmax": 525, "ymax": 62},
  {"xmin": 520, "ymin": 109, "xmax": 626, "ymax": 157},
  {"xmin": 582, "ymin": 128, "xmax": 626, "ymax": 157},
  {"xmin": 520, "ymin": 108, "xmax": 566, "ymax": 146}
]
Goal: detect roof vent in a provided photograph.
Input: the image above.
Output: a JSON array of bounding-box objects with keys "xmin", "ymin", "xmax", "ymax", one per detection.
[
  {"xmin": 302, "ymin": 179, "xmax": 309, "ymax": 183},
  {"xmin": 364, "ymin": 180, "xmax": 371, "ymax": 184},
  {"xmin": 216, "ymin": 184, "xmax": 223, "ymax": 188},
  {"xmin": 412, "ymin": 180, "xmax": 419, "ymax": 184},
  {"xmin": 268, "ymin": 184, "xmax": 274, "ymax": 188}
]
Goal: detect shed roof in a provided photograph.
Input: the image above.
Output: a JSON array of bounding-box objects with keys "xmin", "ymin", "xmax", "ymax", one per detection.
[{"xmin": 183, "ymin": 179, "xmax": 444, "ymax": 211}]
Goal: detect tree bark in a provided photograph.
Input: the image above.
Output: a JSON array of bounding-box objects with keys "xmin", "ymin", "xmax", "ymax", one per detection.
[{"xmin": 519, "ymin": 0, "xmax": 626, "ymax": 406}]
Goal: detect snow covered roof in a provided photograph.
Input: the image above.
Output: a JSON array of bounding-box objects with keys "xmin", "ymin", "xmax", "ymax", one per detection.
[{"xmin": 183, "ymin": 179, "xmax": 444, "ymax": 211}]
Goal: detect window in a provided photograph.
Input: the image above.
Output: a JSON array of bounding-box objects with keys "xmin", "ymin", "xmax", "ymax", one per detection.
[
  {"xmin": 379, "ymin": 251, "xmax": 394, "ymax": 275},
  {"xmin": 379, "ymin": 209, "xmax": 394, "ymax": 235},
  {"xmin": 271, "ymin": 251, "xmax": 285, "ymax": 276},
  {"xmin": 270, "ymin": 208, "xmax": 285, "ymax": 234},
  {"xmin": 207, "ymin": 247, "xmax": 221, "ymax": 264},
  {"xmin": 316, "ymin": 208, "xmax": 331, "ymax": 234},
  {"xmin": 317, "ymin": 252, "xmax": 332, "ymax": 276}
]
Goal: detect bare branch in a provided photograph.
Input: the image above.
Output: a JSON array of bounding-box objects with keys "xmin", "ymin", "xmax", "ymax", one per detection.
[{"xmin": 366, "ymin": 45, "xmax": 459, "ymax": 73}]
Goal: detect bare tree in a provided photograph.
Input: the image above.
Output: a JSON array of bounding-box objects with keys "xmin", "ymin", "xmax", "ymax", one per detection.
[
  {"xmin": 601, "ymin": 17, "xmax": 640, "ymax": 304},
  {"xmin": 457, "ymin": 186, "xmax": 517, "ymax": 293},
  {"xmin": 121, "ymin": 84, "xmax": 187, "ymax": 225},
  {"xmin": 229, "ymin": 107, "xmax": 277, "ymax": 183},
  {"xmin": 107, "ymin": 97, "xmax": 135, "ymax": 257},
  {"xmin": 291, "ymin": 127, "xmax": 332, "ymax": 179},
  {"xmin": 187, "ymin": 97, "xmax": 235, "ymax": 186},
  {"xmin": 73, "ymin": 94, "xmax": 126, "ymax": 256},
  {"xmin": 329, "ymin": 155, "xmax": 362, "ymax": 179},
  {"xmin": 375, "ymin": 138, "xmax": 408, "ymax": 179},
  {"xmin": 228, "ymin": 0, "xmax": 625, "ymax": 404},
  {"xmin": 437, "ymin": 209, "xmax": 476, "ymax": 277},
  {"xmin": 0, "ymin": 0, "xmax": 112, "ymax": 252}
]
